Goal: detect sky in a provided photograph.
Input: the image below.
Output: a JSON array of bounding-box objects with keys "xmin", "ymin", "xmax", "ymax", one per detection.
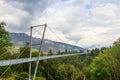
[{"xmin": 0, "ymin": 0, "xmax": 120, "ymax": 49}]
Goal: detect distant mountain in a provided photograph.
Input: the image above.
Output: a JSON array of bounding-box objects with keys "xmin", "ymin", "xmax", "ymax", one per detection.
[{"xmin": 9, "ymin": 33, "xmax": 85, "ymax": 53}]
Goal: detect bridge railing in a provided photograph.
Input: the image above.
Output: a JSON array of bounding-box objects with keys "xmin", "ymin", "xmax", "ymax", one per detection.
[{"xmin": 0, "ymin": 53, "xmax": 87, "ymax": 66}]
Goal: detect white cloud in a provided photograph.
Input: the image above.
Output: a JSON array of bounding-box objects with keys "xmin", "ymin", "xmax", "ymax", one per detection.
[
  {"xmin": 0, "ymin": 0, "xmax": 54, "ymax": 32},
  {"xmin": 92, "ymin": 3, "xmax": 117, "ymax": 17},
  {"xmin": 0, "ymin": 0, "xmax": 120, "ymax": 48},
  {"xmin": 0, "ymin": 0, "xmax": 30, "ymax": 27},
  {"xmin": 32, "ymin": 0, "xmax": 120, "ymax": 48}
]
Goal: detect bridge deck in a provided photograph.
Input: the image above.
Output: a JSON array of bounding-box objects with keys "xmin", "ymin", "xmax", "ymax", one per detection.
[{"xmin": 0, "ymin": 53, "xmax": 86, "ymax": 66}]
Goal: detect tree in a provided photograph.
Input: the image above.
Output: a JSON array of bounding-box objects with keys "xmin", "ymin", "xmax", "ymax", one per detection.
[
  {"xmin": 86, "ymin": 54, "xmax": 110, "ymax": 80},
  {"xmin": 19, "ymin": 42, "xmax": 30, "ymax": 58},
  {"xmin": 100, "ymin": 47, "xmax": 107, "ymax": 53},
  {"xmin": 42, "ymin": 58, "xmax": 61, "ymax": 80},
  {"xmin": 0, "ymin": 21, "xmax": 12, "ymax": 55},
  {"xmin": 65, "ymin": 49, "xmax": 68, "ymax": 53},
  {"xmin": 35, "ymin": 77, "xmax": 46, "ymax": 80},
  {"xmin": 19, "ymin": 42, "xmax": 30, "ymax": 72},
  {"xmin": 80, "ymin": 50, "xmax": 84, "ymax": 53},
  {"xmin": 48, "ymin": 49, "xmax": 53, "ymax": 55},
  {"xmin": 0, "ymin": 22, "xmax": 12, "ymax": 78},
  {"xmin": 16, "ymin": 72, "xmax": 29, "ymax": 80},
  {"xmin": 56, "ymin": 64, "xmax": 79, "ymax": 80},
  {"xmin": 86, "ymin": 38, "xmax": 120, "ymax": 80},
  {"xmin": 90, "ymin": 48, "xmax": 100, "ymax": 57},
  {"xmin": 57, "ymin": 50, "xmax": 61, "ymax": 54}
]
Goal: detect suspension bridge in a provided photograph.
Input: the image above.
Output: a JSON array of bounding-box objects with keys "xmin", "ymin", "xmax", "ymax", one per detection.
[{"xmin": 0, "ymin": 24, "xmax": 87, "ymax": 80}]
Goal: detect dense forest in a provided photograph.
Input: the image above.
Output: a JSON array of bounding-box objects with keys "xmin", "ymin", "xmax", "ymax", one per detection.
[{"xmin": 0, "ymin": 22, "xmax": 120, "ymax": 80}]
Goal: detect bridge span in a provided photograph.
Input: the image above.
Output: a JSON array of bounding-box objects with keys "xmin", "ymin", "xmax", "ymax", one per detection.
[{"xmin": 0, "ymin": 53, "xmax": 86, "ymax": 67}]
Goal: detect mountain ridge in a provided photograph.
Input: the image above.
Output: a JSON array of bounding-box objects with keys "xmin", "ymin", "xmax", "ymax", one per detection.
[{"xmin": 9, "ymin": 32, "xmax": 86, "ymax": 53}]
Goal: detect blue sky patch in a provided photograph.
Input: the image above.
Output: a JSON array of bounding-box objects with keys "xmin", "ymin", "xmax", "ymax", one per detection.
[{"xmin": 85, "ymin": 4, "xmax": 93, "ymax": 9}]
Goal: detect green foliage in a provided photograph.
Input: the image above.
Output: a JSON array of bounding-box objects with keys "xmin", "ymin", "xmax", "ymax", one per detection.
[
  {"xmin": 42, "ymin": 58, "xmax": 61, "ymax": 80},
  {"xmin": 20, "ymin": 72, "xmax": 28, "ymax": 78},
  {"xmin": 16, "ymin": 72, "xmax": 28, "ymax": 80},
  {"xmin": 35, "ymin": 77, "xmax": 46, "ymax": 80},
  {"xmin": 0, "ymin": 66, "xmax": 11, "ymax": 78},
  {"xmin": 79, "ymin": 50, "xmax": 84, "ymax": 53},
  {"xmin": 0, "ymin": 22, "xmax": 12, "ymax": 47},
  {"xmin": 56, "ymin": 64, "xmax": 79, "ymax": 80},
  {"xmin": 0, "ymin": 22, "xmax": 12, "ymax": 59},
  {"xmin": 86, "ymin": 54, "xmax": 110, "ymax": 80},
  {"xmin": 32, "ymin": 50, "xmax": 45, "ymax": 57},
  {"xmin": 0, "ymin": 49, "xmax": 95, "ymax": 80},
  {"xmin": 86, "ymin": 38, "xmax": 120, "ymax": 80},
  {"xmin": 90, "ymin": 48, "xmax": 100, "ymax": 55},
  {"xmin": 19, "ymin": 42, "xmax": 30, "ymax": 58},
  {"xmin": 19, "ymin": 42, "xmax": 30, "ymax": 72}
]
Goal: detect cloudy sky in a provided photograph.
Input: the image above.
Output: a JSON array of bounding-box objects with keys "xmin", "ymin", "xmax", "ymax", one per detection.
[{"xmin": 0, "ymin": 0, "xmax": 120, "ymax": 48}]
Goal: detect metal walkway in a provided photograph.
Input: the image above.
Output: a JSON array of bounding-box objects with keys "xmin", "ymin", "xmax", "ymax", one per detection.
[{"xmin": 0, "ymin": 53, "xmax": 86, "ymax": 67}]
